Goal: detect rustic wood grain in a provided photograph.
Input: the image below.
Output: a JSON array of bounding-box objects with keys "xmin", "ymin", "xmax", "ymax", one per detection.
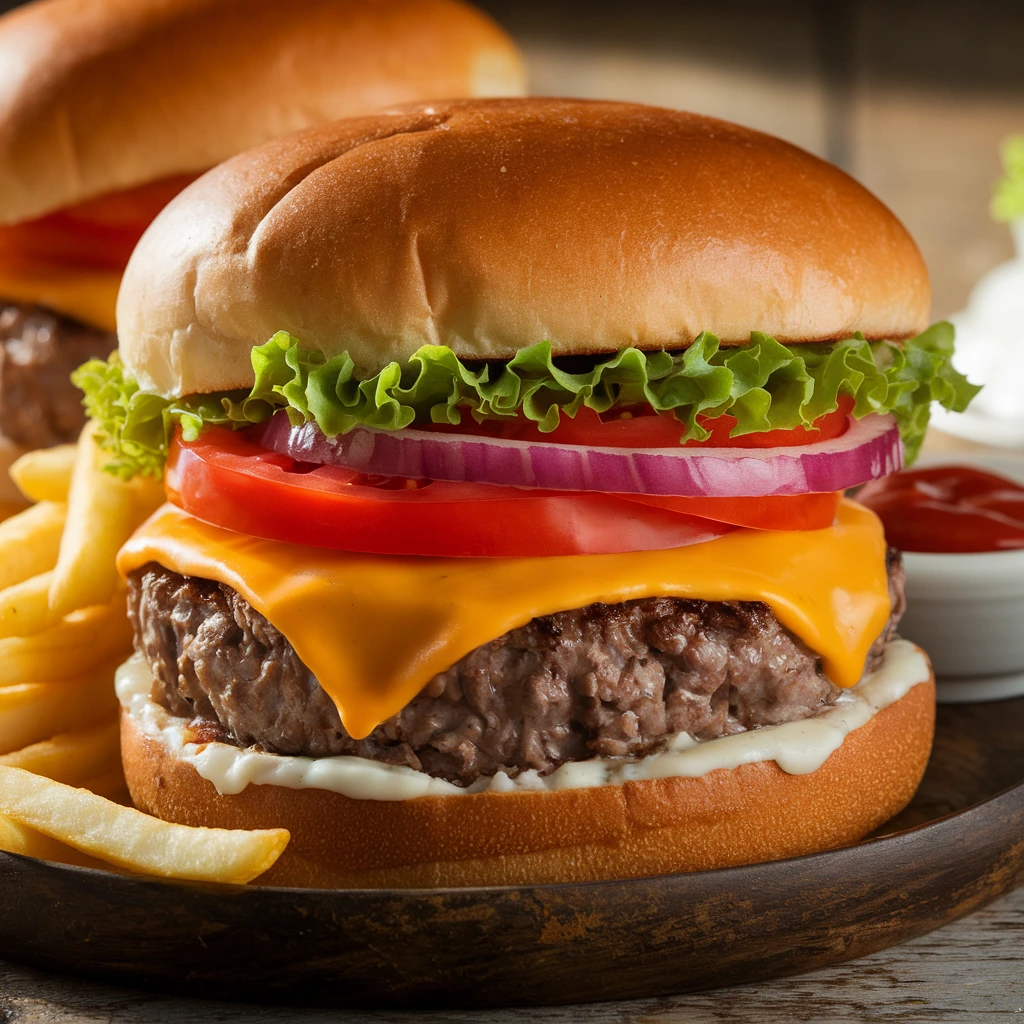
[{"xmin": 1, "ymin": 887, "xmax": 1022, "ymax": 1022}]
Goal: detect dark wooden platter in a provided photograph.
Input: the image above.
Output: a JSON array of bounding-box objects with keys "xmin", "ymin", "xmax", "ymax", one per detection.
[{"xmin": 0, "ymin": 697, "xmax": 1022, "ymax": 1009}]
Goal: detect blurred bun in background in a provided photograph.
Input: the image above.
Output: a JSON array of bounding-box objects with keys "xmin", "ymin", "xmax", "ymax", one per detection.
[
  {"xmin": 0, "ymin": 0, "xmax": 524, "ymax": 503},
  {"xmin": 0, "ymin": 0, "xmax": 526, "ymax": 223}
]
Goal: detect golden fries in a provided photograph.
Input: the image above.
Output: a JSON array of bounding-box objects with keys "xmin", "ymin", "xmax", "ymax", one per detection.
[
  {"xmin": 0, "ymin": 718, "xmax": 120, "ymax": 787},
  {"xmin": 48, "ymin": 423, "xmax": 135, "ymax": 614},
  {"xmin": 0, "ymin": 419, "xmax": 277, "ymax": 882},
  {"xmin": 49, "ymin": 422, "xmax": 164, "ymax": 616},
  {"xmin": 10, "ymin": 444, "xmax": 76, "ymax": 503},
  {"xmin": 0, "ymin": 570, "xmax": 57, "ymax": 637},
  {"xmin": 0, "ymin": 501, "xmax": 65, "ymax": 592},
  {"xmin": 0, "ymin": 671, "xmax": 119, "ymax": 755},
  {"xmin": 0, "ymin": 812, "xmax": 110, "ymax": 870},
  {"xmin": 0, "ymin": 767, "xmax": 289, "ymax": 883},
  {"xmin": 0, "ymin": 596, "xmax": 134, "ymax": 686}
]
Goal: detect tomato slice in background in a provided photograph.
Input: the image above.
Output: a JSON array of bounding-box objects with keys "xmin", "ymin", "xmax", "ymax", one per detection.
[
  {"xmin": 422, "ymin": 396, "xmax": 855, "ymax": 449},
  {"xmin": 166, "ymin": 428, "xmax": 838, "ymax": 557},
  {"xmin": 0, "ymin": 173, "xmax": 198, "ymax": 273}
]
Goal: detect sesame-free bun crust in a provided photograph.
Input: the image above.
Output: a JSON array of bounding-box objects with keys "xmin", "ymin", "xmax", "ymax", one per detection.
[
  {"xmin": 120, "ymin": 670, "xmax": 935, "ymax": 889},
  {"xmin": 117, "ymin": 98, "xmax": 931, "ymax": 398},
  {"xmin": 0, "ymin": 0, "xmax": 525, "ymax": 224}
]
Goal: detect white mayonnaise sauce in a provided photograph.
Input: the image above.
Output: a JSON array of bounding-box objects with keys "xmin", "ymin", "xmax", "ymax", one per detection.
[{"xmin": 116, "ymin": 639, "xmax": 930, "ymax": 802}]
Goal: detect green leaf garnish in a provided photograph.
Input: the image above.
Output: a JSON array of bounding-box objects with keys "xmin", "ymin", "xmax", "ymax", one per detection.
[
  {"xmin": 992, "ymin": 135, "xmax": 1024, "ymax": 223},
  {"xmin": 74, "ymin": 324, "xmax": 979, "ymax": 479}
]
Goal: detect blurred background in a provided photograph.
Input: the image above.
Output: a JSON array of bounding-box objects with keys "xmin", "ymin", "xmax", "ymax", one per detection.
[
  {"xmin": 1, "ymin": 0, "xmax": 1021, "ymax": 319},
  {"xmin": 0, "ymin": 0, "xmax": 1021, "ymax": 325},
  {"xmin": 472, "ymin": 0, "xmax": 1024, "ymax": 322}
]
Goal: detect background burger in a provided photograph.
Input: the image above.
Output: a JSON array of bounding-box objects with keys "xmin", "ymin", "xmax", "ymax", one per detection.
[
  {"xmin": 0, "ymin": 0, "xmax": 525, "ymax": 503},
  {"xmin": 84, "ymin": 98, "xmax": 976, "ymax": 889}
]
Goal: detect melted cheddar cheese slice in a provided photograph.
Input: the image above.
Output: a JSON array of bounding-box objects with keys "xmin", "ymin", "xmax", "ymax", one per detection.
[
  {"xmin": 117, "ymin": 498, "xmax": 891, "ymax": 740},
  {"xmin": 0, "ymin": 266, "xmax": 119, "ymax": 331}
]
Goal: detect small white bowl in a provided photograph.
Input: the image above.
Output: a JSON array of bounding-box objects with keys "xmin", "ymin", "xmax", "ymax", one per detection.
[{"xmin": 893, "ymin": 452, "xmax": 1024, "ymax": 702}]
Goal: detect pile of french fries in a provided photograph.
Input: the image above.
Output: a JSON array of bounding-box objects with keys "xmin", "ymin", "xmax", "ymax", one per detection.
[{"xmin": 0, "ymin": 422, "xmax": 289, "ymax": 885}]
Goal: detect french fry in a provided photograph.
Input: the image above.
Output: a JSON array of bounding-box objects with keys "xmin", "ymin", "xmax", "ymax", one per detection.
[
  {"xmin": 0, "ymin": 718, "xmax": 120, "ymax": 788},
  {"xmin": 0, "ymin": 812, "xmax": 110, "ymax": 870},
  {"xmin": 0, "ymin": 501, "xmax": 65, "ymax": 592},
  {"xmin": 49, "ymin": 422, "xmax": 164, "ymax": 616},
  {"xmin": 10, "ymin": 444, "xmax": 76, "ymax": 503},
  {"xmin": 48, "ymin": 423, "xmax": 134, "ymax": 614},
  {"xmin": 0, "ymin": 597, "xmax": 134, "ymax": 686},
  {"xmin": 0, "ymin": 669, "xmax": 120, "ymax": 755},
  {"xmin": 0, "ymin": 570, "xmax": 58, "ymax": 638},
  {"xmin": 0, "ymin": 767, "xmax": 289, "ymax": 883}
]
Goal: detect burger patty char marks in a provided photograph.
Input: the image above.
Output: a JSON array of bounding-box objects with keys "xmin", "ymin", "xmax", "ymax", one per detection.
[
  {"xmin": 128, "ymin": 552, "xmax": 906, "ymax": 786},
  {"xmin": 0, "ymin": 300, "xmax": 115, "ymax": 448}
]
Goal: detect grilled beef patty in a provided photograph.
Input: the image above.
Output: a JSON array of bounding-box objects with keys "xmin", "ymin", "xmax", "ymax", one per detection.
[
  {"xmin": 127, "ymin": 552, "xmax": 905, "ymax": 786},
  {"xmin": 0, "ymin": 300, "xmax": 115, "ymax": 448}
]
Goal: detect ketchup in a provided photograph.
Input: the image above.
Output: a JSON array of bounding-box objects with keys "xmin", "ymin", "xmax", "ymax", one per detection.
[{"xmin": 858, "ymin": 464, "xmax": 1024, "ymax": 553}]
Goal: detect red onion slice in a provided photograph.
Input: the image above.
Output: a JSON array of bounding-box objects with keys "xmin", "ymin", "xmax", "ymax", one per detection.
[{"xmin": 253, "ymin": 412, "xmax": 903, "ymax": 497}]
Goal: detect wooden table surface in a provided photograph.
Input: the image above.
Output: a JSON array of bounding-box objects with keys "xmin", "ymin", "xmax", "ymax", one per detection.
[{"xmin": 1, "ymin": 885, "xmax": 1022, "ymax": 1023}]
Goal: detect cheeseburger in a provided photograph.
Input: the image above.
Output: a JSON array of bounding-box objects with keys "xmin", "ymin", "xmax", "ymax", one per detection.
[
  {"xmin": 86, "ymin": 99, "xmax": 975, "ymax": 888},
  {"xmin": 0, "ymin": 0, "xmax": 524, "ymax": 499}
]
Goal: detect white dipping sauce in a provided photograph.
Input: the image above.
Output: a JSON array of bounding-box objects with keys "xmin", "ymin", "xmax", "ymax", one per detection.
[{"xmin": 116, "ymin": 639, "xmax": 930, "ymax": 802}]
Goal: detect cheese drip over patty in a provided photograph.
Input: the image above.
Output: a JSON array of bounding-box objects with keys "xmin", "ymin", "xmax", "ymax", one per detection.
[{"xmin": 117, "ymin": 498, "xmax": 892, "ymax": 740}]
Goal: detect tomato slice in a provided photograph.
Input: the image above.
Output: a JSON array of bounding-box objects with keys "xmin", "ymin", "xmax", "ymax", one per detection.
[
  {"xmin": 622, "ymin": 492, "xmax": 840, "ymax": 532},
  {"xmin": 423, "ymin": 396, "xmax": 855, "ymax": 449},
  {"xmin": 166, "ymin": 428, "xmax": 838, "ymax": 557},
  {"xmin": 0, "ymin": 174, "xmax": 198, "ymax": 273},
  {"xmin": 166, "ymin": 428, "xmax": 735, "ymax": 557}
]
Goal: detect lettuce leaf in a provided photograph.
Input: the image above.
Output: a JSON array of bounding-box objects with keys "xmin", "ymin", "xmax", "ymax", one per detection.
[
  {"xmin": 992, "ymin": 134, "xmax": 1024, "ymax": 223},
  {"xmin": 73, "ymin": 323, "xmax": 979, "ymax": 479}
]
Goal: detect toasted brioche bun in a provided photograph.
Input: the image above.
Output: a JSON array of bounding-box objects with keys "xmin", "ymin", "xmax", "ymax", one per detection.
[
  {"xmin": 120, "ymin": 668, "xmax": 935, "ymax": 889},
  {"xmin": 117, "ymin": 98, "xmax": 930, "ymax": 398},
  {"xmin": 0, "ymin": 0, "xmax": 525, "ymax": 224}
]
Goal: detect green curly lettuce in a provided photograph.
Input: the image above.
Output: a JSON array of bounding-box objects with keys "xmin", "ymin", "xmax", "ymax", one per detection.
[
  {"xmin": 992, "ymin": 134, "xmax": 1024, "ymax": 223},
  {"xmin": 73, "ymin": 323, "xmax": 979, "ymax": 479}
]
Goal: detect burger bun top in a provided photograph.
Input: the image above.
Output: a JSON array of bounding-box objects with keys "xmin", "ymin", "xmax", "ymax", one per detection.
[{"xmin": 117, "ymin": 98, "xmax": 931, "ymax": 397}]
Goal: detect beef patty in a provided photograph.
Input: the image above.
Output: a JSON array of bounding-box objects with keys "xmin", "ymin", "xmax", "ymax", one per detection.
[
  {"xmin": 127, "ymin": 552, "xmax": 906, "ymax": 786},
  {"xmin": 0, "ymin": 300, "xmax": 115, "ymax": 449}
]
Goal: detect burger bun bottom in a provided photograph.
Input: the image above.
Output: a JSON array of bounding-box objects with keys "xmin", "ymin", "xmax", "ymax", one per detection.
[{"xmin": 120, "ymin": 665, "xmax": 935, "ymax": 889}]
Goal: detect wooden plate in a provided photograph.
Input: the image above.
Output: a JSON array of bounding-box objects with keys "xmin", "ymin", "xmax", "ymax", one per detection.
[{"xmin": 1, "ymin": 697, "xmax": 1022, "ymax": 1008}]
